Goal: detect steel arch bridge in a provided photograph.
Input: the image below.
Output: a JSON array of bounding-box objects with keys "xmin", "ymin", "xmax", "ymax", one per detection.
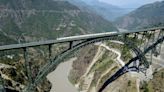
[{"xmin": 0, "ymin": 27, "xmax": 164, "ymax": 92}]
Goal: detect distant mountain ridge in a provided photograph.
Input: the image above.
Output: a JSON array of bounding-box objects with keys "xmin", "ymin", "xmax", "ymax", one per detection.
[
  {"xmin": 115, "ymin": 1, "xmax": 164, "ymax": 30},
  {"xmin": 69, "ymin": 0, "xmax": 131, "ymax": 21}
]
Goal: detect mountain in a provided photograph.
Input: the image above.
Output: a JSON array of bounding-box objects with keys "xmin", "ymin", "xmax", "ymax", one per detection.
[
  {"xmin": 0, "ymin": 0, "xmax": 118, "ymax": 45},
  {"xmin": 69, "ymin": 0, "xmax": 131, "ymax": 21},
  {"xmin": 115, "ymin": 1, "xmax": 164, "ymax": 30}
]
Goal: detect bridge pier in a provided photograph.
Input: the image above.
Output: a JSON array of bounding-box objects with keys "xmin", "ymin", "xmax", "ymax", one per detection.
[
  {"xmin": 156, "ymin": 29, "xmax": 164, "ymax": 55},
  {"xmin": 69, "ymin": 41, "xmax": 73, "ymax": 49},
  {"xmin": 23, "ymin": 48, "xmax": 33, "ymax": 90},
  {"xmin": 0, "ymin": 74, "xmax": 5, "ymax": 92},
  {"xmin": 48, "ymin": 44, "xmax": 53, "ymax": 62}
]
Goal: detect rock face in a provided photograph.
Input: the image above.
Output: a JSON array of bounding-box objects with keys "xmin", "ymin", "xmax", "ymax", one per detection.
[{"xmin": 115, "ymin": 1, "xmax": 164, "ymax": 30}]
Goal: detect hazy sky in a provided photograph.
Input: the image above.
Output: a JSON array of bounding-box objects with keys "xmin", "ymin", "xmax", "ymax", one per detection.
[{"xmin": 99, "ymin": 0, "xmax": 163, "ymax": 8}]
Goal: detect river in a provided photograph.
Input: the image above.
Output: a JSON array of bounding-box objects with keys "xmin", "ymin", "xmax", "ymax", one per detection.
[{"xmin": 47, "ymin": 58, "xmax": 78, "ymax": 92}]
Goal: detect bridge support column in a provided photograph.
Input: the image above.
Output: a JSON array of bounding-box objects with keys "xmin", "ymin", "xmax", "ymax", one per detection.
[
  {"xmin": 150, "ymin": 31, "xmax": 155, "ymax": 62},
  {"xmin": 139, "ymin": 32, "xmax": 146, "ymax": 49},
  {"xmin": 156, "ymin": 29, "xmax": 164, "ymax": 55},
  {"xmin": 0, "ymin": 74, "xmax": 5, "ymax": 92},
  {"xmin": 133, "ymin": 33, "xmax": 138, "ymax": 39},
  {"xmin": 123, "ymin": 33, "xmax": 129, "ymax": 43},
  {"xmin": 48, "ymin": 44, "xmax": 53, "ymax": 62},
  {"xmin": 144, "ymin": 31, "xmax": 154, "ymax": 51},
  {"xmin": 23, "ymin": 48, "xmax": 33, "ymax": 91},
  {"xmin": 69, "ymin": 41, "xmax": 73, "ymax": 49}
]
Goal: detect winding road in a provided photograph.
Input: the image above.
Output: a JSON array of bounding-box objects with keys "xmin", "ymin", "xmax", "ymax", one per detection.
[{"xmin": 100, "ymin": 44, "xmax": 125, "ymax": 67}]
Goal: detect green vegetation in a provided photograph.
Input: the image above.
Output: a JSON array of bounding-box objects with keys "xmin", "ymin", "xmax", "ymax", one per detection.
[
  {"xmin": 121, "ymin": 44, "xmax": 133, "ymax": 62},
  {"xmin": 92, "ymin": 58, "xmax": 114, "ymax": 72},
  {"xmin": 107, "ymin": 41, "xmax": 133, "ymax": 62},
  {"xmin": 128, "ymin": 80, "xmax": 131, "ymax": 86},
  {"xmin": 0, "ymin": 0, "xmax": 118, "ymax": 43},
  {"xmin": 89, "ymin": 49, "xmax": 117, "ymax": 87},
  {"xmin": 1, "ymin": 17, "xmax": 21, "ymax": 37},
  {"xmin": 140, "ymin": 69, "xmax": 164, "ymax": 92},
  {"xmin": 162, "ymin": 72, "xmax": 164, "ymax": 78},
  {"xmin": 125, "ymin": 79, "xmax": 138, "ymax": 92},
  {"xmin": 0, "ymin": 33, "xmax": 18, "ymax": 45},
  {"xmin": 97, "ymin": 66, "xmax": 118, "ymax": 87},
  {"xmin": 69, "ymin": 45, "xmax": 98, "ymax": 85},
  {"xmin": 90, "ymin": 50, "xmax": 115, "ymax": 73},
  {"xmin": 107, "ymin": 41, "xmax": 123, "ymax": 49},
  {"xmin": 140, "ymin": 81, "xmax": 150, "ymax": 92}
]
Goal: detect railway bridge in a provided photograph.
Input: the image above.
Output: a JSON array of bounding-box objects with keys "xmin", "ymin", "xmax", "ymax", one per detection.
[{"xmin": 0, "ymin": 27, "xmax": 164, "ymax": 92}]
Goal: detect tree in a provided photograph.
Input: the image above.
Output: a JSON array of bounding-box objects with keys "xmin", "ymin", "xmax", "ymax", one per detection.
[
  {"xmin": 161, "ymin": 72, "xmax": 164, "ymax": 78},
  {"xmin": 128, "ymin": 80, "xmax": 131, "ymax": 86}
]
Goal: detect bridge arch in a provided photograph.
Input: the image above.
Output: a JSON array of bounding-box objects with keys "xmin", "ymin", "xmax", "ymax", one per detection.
[
  {"xmin": 26, "ymin": 35, "xmax": 148, "ymax": 91},
  {"xmin": 98, "ymin": 35, "xmax": 164, "ymax": 92}
]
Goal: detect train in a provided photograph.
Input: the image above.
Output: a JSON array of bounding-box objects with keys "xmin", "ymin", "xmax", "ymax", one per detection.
[{"xmin": 56, "ymin": 31, "xmax": 118, "ymax": 40}]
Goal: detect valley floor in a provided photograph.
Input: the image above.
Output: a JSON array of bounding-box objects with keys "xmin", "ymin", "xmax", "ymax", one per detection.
[{"xmin": 46, "ymin": 40, "xmax": 164, "ymax": 92}]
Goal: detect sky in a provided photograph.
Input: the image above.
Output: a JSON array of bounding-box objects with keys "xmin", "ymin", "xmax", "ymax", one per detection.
[{"xmin": 98, "ymin": 0, "xmax": 163, "ymax": 8}]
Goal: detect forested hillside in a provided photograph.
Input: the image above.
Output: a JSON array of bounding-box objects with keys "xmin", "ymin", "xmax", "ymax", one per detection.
[
  {"xmin": 115, "ymin": 1, "xmax": 164, "ymax": 29},
  {"xmin": 0, "ymin": 0, "xmax": 117, "ymax": 45}
]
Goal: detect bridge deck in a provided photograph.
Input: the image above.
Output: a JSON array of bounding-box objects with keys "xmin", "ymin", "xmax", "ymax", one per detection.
[{"xmin": 0, "ymin": 27, "xmax": 163, "ymax": 51}]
